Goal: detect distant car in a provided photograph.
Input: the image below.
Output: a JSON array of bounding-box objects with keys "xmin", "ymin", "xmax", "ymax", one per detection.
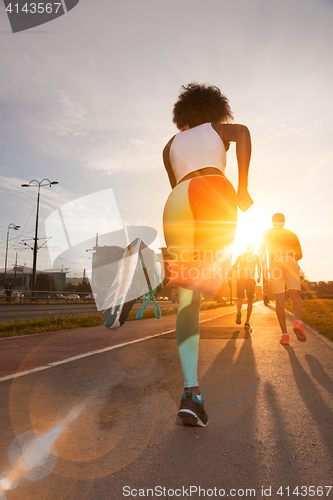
[
  {"xmin": 13, "ymin": 291, "xmax": 24, "ymax": 303},
  {"xmin": 65, "ymin": 294, "xmax": 80, "ymax": 301},
  {"xmin": 84, "ymin": 293, "xmax": 94, "ymax": 301},
  {"xmin": 0, "ymin": 290, "xmax": 23, "ymax": 300},
  {"xmin": 56, "ymin": 293, "xmax": 66, "ymax": 300}
]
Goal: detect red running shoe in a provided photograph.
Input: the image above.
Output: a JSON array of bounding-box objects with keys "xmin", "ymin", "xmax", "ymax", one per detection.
[
  {"xmin": 293, "ymin": 320, "xmax": 307, "ymax": 342},
  {"xmin": 280, "ymin": 334, "xmax": 289, "ymax": 345}
]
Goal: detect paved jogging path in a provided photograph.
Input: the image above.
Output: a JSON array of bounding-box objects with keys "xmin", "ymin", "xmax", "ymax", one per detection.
[
  {"xmin": 0, "ymin": 304, "xmax": 333, "ymax": 500},
  {"xmin": 0, "ymin": 305, "xmax": 239, "ymax": 379}
]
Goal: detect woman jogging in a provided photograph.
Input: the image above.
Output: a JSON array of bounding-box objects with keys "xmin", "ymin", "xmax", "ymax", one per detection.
[{"xmin": 103, "ymin": 83, "xmax": 253, "ymax": 427}]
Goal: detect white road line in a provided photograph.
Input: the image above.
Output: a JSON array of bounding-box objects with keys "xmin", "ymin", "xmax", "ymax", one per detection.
[
  {"xmin": 0, "ymin": 328, "xmax": 176, "ymax": 383},
  {"xmin": 0, "ymin": 309, "xmax": 237, "ymax": 383}
]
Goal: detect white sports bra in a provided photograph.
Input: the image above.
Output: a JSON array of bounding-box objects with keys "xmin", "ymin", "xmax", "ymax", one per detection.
[{"xmin": 169, "ymin": 123, "xmax": 227, "ymax": 184}]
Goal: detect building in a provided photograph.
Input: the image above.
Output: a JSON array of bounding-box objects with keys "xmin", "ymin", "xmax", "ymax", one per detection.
[{"xmin": 0, "ymin": 266, "xmax": 67, "ymax": 291}]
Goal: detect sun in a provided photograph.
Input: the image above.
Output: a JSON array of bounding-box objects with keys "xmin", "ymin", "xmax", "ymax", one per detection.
[{"xmin": 232, "ymin": 212, "xmax": 268, "ymax": 262}]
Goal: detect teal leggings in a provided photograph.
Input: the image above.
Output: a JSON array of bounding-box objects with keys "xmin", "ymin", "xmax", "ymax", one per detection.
[
  {"xmin": 163, "ymin": 176, "xmax": 237, "ymax": 387},
  {"xmin": 176, "ymin": 288, "xmax": 201, "ymax": 387}
]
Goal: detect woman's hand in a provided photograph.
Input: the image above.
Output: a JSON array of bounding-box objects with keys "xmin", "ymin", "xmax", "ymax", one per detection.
[{"xmin": 237, "ymin": 188, "xmax": 253, "ymax": 212}]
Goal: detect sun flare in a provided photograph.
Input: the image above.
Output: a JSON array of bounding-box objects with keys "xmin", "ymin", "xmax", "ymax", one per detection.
[{"xmin": 232, "ymin": 212, "xmax": 268, "ymax": 262}]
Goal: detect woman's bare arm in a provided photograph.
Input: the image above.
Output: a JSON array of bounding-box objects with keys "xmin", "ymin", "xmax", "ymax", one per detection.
[{"xmin": 213, "ymin": 123, "xmax": 253, "ymax": 212}]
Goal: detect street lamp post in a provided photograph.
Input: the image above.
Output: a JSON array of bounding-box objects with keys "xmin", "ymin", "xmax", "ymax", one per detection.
[
  {"xmin": 4, "ymin": 223, "xmax": 20, "ymax": 285},
  {"xmin": 21, "ymin": 179, "xmax": 58, "ymax": 290}
]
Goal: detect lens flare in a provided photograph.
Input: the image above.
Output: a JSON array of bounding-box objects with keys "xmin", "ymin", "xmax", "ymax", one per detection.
[{"xmin": 0, "ymin": 478, "xmax": 11, "ymax": 490}]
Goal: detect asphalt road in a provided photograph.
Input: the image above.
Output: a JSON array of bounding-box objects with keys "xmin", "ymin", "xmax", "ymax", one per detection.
[
  {"xmin": 0, "ymin": 304, "xmax": 333, "ymax": 500},
  {"xmin": 0, "ymin": 300, "xmax": 176, "ymax": 323}
]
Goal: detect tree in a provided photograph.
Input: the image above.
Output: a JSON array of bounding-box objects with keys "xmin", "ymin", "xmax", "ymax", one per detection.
[
  {"xmin": 299, "ymin": 268, "xmax": 307, "ymax": 282},
  {"xmin": 78, "ymin": 277, "xmax": 92, "ymax": 293},
  {"xmin": 36, "ymin": 273, "xmax": 56, "ymax": 292}
]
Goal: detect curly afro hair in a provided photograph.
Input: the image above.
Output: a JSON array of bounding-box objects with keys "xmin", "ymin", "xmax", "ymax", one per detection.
[{"xmin": 173, "ymin": 82, "xmax": 234, "ymax": 130}]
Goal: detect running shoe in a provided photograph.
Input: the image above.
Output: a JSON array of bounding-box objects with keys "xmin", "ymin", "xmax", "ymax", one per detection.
[
  {"xmin": 177, "ymin": 391, "xmax": 209, "ymax": 427},
  {"xmin": 280, "ymin": 334, "xmax": 289, "ymax": 345},
  {"xmin": 236, "ymin": 311, "xmax": 242, "ymax": 325},
  {"xmin": 293, "ymin": 320, "xmax": 307, "ymax": 342},
  {"xmin": 244, "ymin": 322, "xmax": 253, "ymax": 333}
]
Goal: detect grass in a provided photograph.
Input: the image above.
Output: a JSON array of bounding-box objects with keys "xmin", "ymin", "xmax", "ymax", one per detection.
[
  {"xmin": 0, "ymin": 313, "xmax": 104, "ymax": 338},
  {"xmin": 2, "ymin": 298, "xmax": 332, "ymax": 344},
  {"xmin": 285, "ymin": 299, "xmax": 333, "ymax": 342},
  {"xmin": 0, "ymin": 301, "xmax": 230, "ymax": 338}
]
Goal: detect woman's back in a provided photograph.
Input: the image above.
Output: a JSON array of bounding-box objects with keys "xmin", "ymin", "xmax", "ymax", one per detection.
[{"xmin": 169, "ymin": 123, "xmax": 226, "ymax": 184}]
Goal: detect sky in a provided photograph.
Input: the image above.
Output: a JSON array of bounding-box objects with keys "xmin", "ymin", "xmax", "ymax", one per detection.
[{"xmin": 0, "ymin": 0, "xmax": 332, "ymax": 282}]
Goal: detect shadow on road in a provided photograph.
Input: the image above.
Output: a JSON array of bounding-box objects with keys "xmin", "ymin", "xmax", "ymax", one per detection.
[
  {"xmin": 286, "ymin": 347, "xmax": 333, "ymax": 456},
  {"xmin": 305, "ymin": 353, "xmax": 333, "ymax": 394}
]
